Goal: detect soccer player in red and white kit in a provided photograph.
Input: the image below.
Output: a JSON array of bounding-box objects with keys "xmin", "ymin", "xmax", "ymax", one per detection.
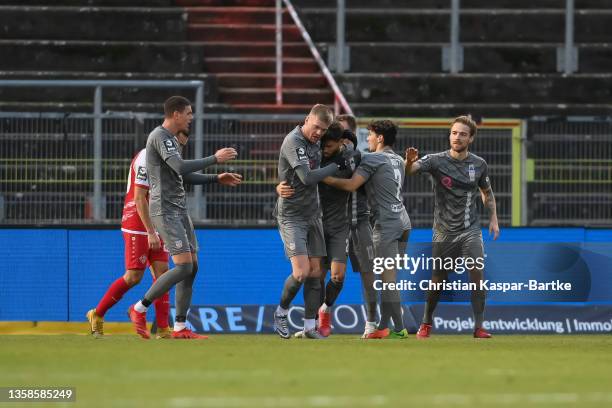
[{"xmin": 86, "ymin": 132, "xmax": 189, "ymax": 338}]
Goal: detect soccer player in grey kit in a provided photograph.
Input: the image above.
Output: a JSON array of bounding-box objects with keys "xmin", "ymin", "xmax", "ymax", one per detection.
[
  {"xmin": 405, "ymin": 115, "xmax": 499, "ymax": 339},
  {"xmin": 312, "ymin": 122, "xmax": 354, "ymax": 337},
  {"xmin": 273, "ymin": 104, "xmax": 345, "ymax": 340},
  {"xmin": 276, "ymin": 122, "xmax": 368, "ymax": 338},
  {"xmin": 337, "ymin": 114, "xmax": 379, "ymax": 338},
  {"xmin": 128, "ymin": 96, "xmax": 242, "ymax": 339},
  {"xmin": 322, "ymin": 120, "xmax": 411, "ymax": 339}
]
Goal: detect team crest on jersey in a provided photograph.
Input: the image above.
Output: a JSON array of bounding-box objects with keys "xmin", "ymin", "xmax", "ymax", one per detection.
[
  {"xmin": 138, "ymin": 255, "xmax": 147, "ymax": 265},
  {"xmin": 288, "ymin": 242, "xmax": 296, "ymax": 251},
  {"xmin": 441, "ymin": 176, "xmax": 453, "ymax": 188},
  {"xmin": 136, "ymin": 166, "xmax": 147, "ymax": 181},
  {"xmin": 175, "ymin": 240, "xmax": 183, "ymax": 249},
  {"xmin": 468, "ymin": 164, "xmax": 476, "ymax": 181},
  {"xmin": 164, "ymin": 139, "xmax": 177, "ymax": 153},
  {"xmin": 296, "ymin": 147, "xmax": 307, "ymax": 161}
]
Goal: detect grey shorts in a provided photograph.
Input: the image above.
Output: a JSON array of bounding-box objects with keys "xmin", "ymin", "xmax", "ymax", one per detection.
[
  {"xmin": 348, "ymin": 218, "xmax": 374, "ymax": 274},
  {"xmin": 152, "ymin": 213, "xmax": 199, "ymax": 256},
  {"xmin": 277, "ymin": 216, "xmax": 326, "ymax": 259},
  {"xmin": 432, "ymin": 227, "xmax": 484, "ymax": 275},
  {"xmin": 322, "ymin": 226, "xmax": 350, "ymax": 269},
  {"xmin": 372, "ymin": 222, "xmax": 410, "ymax": 260}
]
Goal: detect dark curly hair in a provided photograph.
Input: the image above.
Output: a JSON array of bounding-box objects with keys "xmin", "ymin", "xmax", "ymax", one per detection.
[
  {"xmin": 367, "ymin": 119, "xmax": 398, "ymax": 146},
  {"xmin": 320, "ymin": 121, "xmax": 344, "ymax": 144},
  {"xmin": 341, "ymin": 129, "xmax": 357, "ymax": 149}
]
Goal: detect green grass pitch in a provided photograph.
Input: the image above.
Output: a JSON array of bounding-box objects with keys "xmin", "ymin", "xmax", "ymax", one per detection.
[{"xmin": 1, "ymin": 335, "xmax": 611, "ymax": 408}]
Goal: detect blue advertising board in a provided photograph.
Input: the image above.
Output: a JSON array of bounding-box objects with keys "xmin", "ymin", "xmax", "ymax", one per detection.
[{"xmin": 0, "ymin": 227, "xmax": 610, "ymax": 334}]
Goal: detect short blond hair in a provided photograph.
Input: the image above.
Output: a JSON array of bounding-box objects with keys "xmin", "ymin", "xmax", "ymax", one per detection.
[
  {"xmin": 309, "ymin": 104, "xmax": 334, "ymax": 125},
  {"xmin": 451, "ymin": 115, "xmax": 478, "ymax": 137}
]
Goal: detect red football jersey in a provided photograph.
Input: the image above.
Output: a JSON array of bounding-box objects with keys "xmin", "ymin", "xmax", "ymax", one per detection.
[{"xmin": 121, "ymin": 149, "xmax": 149, "ymax": 234}]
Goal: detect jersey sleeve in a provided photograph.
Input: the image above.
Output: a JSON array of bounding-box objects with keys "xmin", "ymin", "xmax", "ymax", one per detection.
[
  {"xmin": 151, "ymin": 132, "xmax": 180, "ymax": 162},
  {"xmin": 355, "ymin": 153, "xmax": 380, "ymax": 182},
  {"xmin": 415, "ymin": 153, "xmax": 439, "ymax": 174},
  {"xmin": 133, "ymin": 150, "xmax": 149, "ymax": 188},
  {"xmin": 478, "ymin": 160, "xmax": 492, "ymax": 190},
  {"xmin": 353, "ymin": 150, "xmax": 362, "ymax": 168},
  {"xmin": 282, "ymin": 135, "xmax": 310, "ymax": 169}
]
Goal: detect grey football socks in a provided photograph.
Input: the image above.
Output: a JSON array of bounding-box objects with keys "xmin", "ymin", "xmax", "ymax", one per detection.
[
  {"xmin": 324, "ymin": 278, "xmax": 344, "ymax": 307},
  {"xmin": 143, "ymin": 262, "xmax": 193, "ymax": 305},
  {"xmin": 303, "ymin": 278, "xmax": 321, "ymax": 319},
  {"xmin": 175, "ymin": 260, "xmax": 199, "ymax": 321},
  {"xmin": 279, "ymin": 274, "xmax": 303, "ymax": 310}
]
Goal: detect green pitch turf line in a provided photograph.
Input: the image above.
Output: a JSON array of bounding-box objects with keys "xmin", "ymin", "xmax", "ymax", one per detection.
[{"xmin": 0, "ymin": 335, "xmax": 611, "ymax": 408}]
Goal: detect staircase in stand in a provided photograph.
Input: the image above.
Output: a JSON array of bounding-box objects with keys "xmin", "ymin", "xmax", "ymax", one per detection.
[{"xmin": 176, "ymin": 0, "xmax": 335, "ymax": 113}]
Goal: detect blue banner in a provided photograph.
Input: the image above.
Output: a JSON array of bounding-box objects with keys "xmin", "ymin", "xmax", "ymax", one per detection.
[
  {"xmin": 176, "ymin": 304, "xmax": 612, "ymax": 335},
  {"xmin": 0, "ymin": 227, "xmax": 611, "ymax": 332}
]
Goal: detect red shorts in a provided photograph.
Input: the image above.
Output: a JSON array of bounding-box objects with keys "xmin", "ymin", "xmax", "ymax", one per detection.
[{"xmin": 123, "ymin": 232, "xmax": 169, "ymax": 270}]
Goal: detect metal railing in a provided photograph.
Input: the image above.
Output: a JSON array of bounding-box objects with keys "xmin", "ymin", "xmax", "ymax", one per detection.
[
  {"xmin": 0, "ymin": 111, "xmax": 303, "ymax": 226},
  {"xmin": 448, "ymin": 0, "xmax": 462, "ymax": 74},
  {"xmin": 526, "ymin": 119, "xmax": 612, "ymax": 226},
  {"xmin": 275, "ymin": 0, "xmax": 353, "ymax": 115},
  {"xmin": 1, "ymin": 109, "xmax": 609, "ymax": 227},
  {"xmin": 0, "ymin": 79, "xmax": 205, "ymax": 222},
  {"xmin": 367, "ymin": 118, "xmax": 521, "ymax": 228},
  {"xmin": 334, "ymin": 0, "xmax": 348, "ymax": 74},
  {"xmin": 317, "ymin": 0, "xmax": 579, "ymax": 74},
  {"xmin": 0, "ymin": 112, "xmax": 519, "ymax": 227},
  {"xmin": 451, "ymin": 0, "xmax": 579, "ymax": 74},
  {"xmin": 562, "ymin": 0, "xmax": 577, "ymax": 74}
]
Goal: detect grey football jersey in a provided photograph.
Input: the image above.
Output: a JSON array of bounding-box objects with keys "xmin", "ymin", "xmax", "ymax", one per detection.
[
  {"xmin": 275, "ymin": 126, "xmax": 322, "ymax": 220},
  {"xmin": 351, "ymin": 187, "xmax": 370, "ymax": 221},
  {"xmin": 355, "ymin": 148, "xmax": 410, "ymax": 230},
  {"xmin": 416, "ymin": 150, "xmax": 491, "ymax": 233},
  {"xmin": 319, "ymin": 148, "xmax": 354, "ymax": 232},
  {"xmin": 343, "ymin": 145, "xmax": 370, "ymax": 223},
  {"xmin": 146, "ymin": 126, "xmax": 186, "ymax": 216}
]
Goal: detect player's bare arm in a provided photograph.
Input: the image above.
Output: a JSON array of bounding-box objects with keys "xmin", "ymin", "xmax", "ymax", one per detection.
[
  {"xmin": 275, "ymin": 181, "xmax": 295, "ymax": 198},
  {"xmin": 134, "ymin": 185, "xmax": 161, "ymax": 250},
  {"xmin": 480, "ymin": 185, "xmax": 500, "ymax": 240},
  {"xmin": 404, "ymin": 147, "xmax": 421, "ymax": 175},
  {"xmin": 322, "ymin": 172, "xmax": 367, "ymax": 192},
  {"xmin": 217, "ymin": 173, "xmax": 242, "ymax": 186},
  {"xmin": 215, "ymin": 147, "xmax": 238, "ymax": 163}
]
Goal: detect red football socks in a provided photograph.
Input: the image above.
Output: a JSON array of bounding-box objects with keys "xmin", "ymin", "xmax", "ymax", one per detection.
[
  {"xmin": 96, "ymin": 277, "xmax": 130, "ymax": 317},
  {"xmin": 154, "ymin": 291, "xmax": 170, "ymax": 329}
]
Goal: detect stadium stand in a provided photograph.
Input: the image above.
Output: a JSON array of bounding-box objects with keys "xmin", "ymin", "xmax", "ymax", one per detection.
[
  {"xmin": 176, "ymin": 0, "xmax": 335, "ymax": 112},
  {"xmin": 0, "ymin": 1, "xmax": 211, "ymax": 112},
  {"xmin": 1, "ymin": 0, "xmax": 611, "ymax": 116},
  {"xmin": 294, "ymin": 0, "xmax": 612, "ymax": 117},
  {"xmin": 0, "ymin": 0, "xmax": 610, "ymax": 226},
  {"xmin": 0, "ymin": 0, "xmax": 335, "ymax": 113}
]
